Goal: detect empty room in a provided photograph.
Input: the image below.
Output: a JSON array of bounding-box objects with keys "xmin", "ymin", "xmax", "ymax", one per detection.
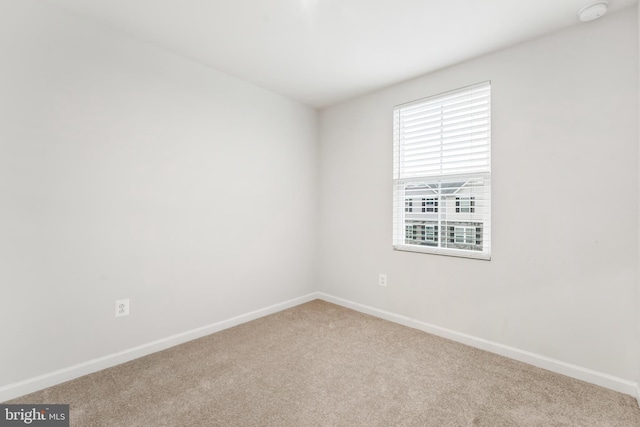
[{"xmin": 1, "ymin": 0, "xmax": 640, "ymax": 425}]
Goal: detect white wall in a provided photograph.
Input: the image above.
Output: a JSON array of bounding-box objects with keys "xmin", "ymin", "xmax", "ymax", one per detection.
[
  {"xmin": 319, "ymin": 8, "xmax": 639, "ymax": 383},
  {"xmin": 0, "ymin": 0, "xmax": 318, "ymax": 389},
  {"xmin": 1, "ymin": 0, "xmax": 638, "ymax": 401},
  {"xmin": 637, "ymin": 2, "xmax": 640, "ymax": 399}
]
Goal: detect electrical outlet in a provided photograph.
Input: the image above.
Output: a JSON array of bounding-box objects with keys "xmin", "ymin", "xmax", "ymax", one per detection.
[
  {"xmin": 115, "ymin": 299, "xmax": 130, "ymax": 317},
  {"xmin": 379, "ymin": 274, "xmax": 387, "ymax": 287}
]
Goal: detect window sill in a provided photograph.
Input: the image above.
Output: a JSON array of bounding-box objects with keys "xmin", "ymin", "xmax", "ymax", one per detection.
[{"xmin": 393, "ymin": 244, "xmax": 491, "ymax": 261}]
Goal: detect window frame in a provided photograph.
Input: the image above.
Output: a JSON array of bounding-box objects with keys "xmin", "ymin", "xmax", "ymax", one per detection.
[
  {"xmin": 456, "ymin": 197, "xmax": 475, "ymax": 213},
  {"xmin": 422, "ymin": 197, "xmax": 438, "ymax": 213},
  {"xmin": 392, "ymin": 82, "xmax": 491, "ymax": 260},
  {"xmin": 424, "ymin": 225, "xmax": 437, "ymax": 242},
  {"xmin": 454, "ymin": 226, "xmax": 476, "ymax": 244}
]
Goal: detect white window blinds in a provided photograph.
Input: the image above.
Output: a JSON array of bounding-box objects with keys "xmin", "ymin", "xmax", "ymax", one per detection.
[{"xmin": 393, "ymin": 81, "xmax": 491, "ymax": 260}]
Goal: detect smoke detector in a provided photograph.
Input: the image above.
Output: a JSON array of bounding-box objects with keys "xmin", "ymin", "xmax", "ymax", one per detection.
[{"xmin": 578, "ymin": 1, "xmax": 609, "ymax": 22}]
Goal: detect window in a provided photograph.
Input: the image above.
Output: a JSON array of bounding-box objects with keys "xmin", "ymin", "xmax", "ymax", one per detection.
[
  {"xmin": 405, "ymin": 225, "xmax": 412, "ymax": 240},
  {"xmin": 454, "ymin": 226, "xmax": 476, "ymax": 244},
  {"xmin": 405, "ymin": 224, "xmax": 425, "ymax": 241},
  {"xmin": 393, "ymin": 82, "xmax": 491, "ymax": 260},
  {"xmin": 456, "ymin": 197, "xmax": 475, "ymax": 213},
  {"xmin": 404, "ymin": 198, "xmax": 413, "ymax": 212},
  {"xmin": 422, "ymin": 198, "xmax": 438, "ymax": 213},
  {"xmin": 404, "ymin": 222, "xmax": 438, "ymax": 246},
  {"xmin": 425, "ymin": 225, "xmax": 436, "ymax": 242}
]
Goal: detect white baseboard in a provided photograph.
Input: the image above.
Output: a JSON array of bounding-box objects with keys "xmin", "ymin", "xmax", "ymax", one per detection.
[
  {"xmin": 3, "ymin": 291, "xmax": 638, "ymax": 404},
  {"xmin": 317, "ymin": 292, "xmax": 640, "ymax": 399},
  {"xmin": 0, "ymin": 293, "xmax": 318, "ymax": 403}
]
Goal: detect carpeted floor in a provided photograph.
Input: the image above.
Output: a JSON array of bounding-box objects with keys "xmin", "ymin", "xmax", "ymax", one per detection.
[{"xmin": 7, "ymin": 300, "xmax": 640, "ymax": 426}]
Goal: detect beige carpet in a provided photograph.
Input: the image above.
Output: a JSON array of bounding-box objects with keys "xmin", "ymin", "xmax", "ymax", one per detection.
[{"xmin": 6, "ymin": 300, "xmax": 640, "ymax": 426}]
